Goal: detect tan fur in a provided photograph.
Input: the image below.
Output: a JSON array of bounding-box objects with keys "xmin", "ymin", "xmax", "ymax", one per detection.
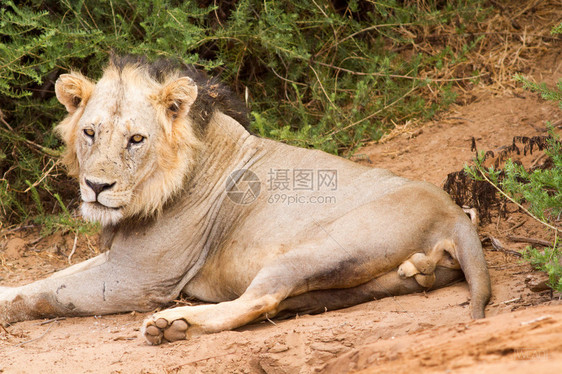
[{"xmin": 54, "ymin": 73, "xmax": 95, "ymax": 177}]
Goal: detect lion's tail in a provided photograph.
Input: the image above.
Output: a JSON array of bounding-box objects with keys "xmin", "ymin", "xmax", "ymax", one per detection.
[{"xmin": 454, "ymin": 216, "xmax": 491, "ymax": 319}]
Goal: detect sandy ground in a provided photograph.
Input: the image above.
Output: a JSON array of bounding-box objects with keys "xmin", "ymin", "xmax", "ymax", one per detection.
[{"xmin": 1, "ymin": 44, "xmax": 562, "ymax": 374}]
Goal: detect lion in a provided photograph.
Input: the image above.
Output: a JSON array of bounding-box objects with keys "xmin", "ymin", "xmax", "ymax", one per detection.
[{"xmin": 0, "ymin": 55, "xmax": 491, "ymax": 345}]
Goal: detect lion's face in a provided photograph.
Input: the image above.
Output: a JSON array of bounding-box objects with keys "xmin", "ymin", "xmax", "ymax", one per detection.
[{"xmin": 54, "ymin": 64, "xmax": 201, "ymax": 226}]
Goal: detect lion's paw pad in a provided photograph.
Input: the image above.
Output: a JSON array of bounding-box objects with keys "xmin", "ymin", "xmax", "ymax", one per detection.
[{"xmin": 143, "ymin": 317, "xmax": 189, "ymax": 345}]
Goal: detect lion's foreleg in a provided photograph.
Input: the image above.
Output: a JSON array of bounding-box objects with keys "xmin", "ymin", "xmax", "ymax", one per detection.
[
  {"xmin": 0, "ymin": 253, "xmax": 158, "ymax": 323},
  {"xmin": 47, "ymin": 252, "xmax": 110, "ymax": 280}
]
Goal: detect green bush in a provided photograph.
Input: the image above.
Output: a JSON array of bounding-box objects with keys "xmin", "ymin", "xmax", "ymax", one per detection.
[{"xmin": 0, "ymin": 0, "xmax": 489, "ymax": 225}]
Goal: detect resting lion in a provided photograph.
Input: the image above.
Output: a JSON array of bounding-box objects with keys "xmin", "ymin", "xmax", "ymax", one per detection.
[{"xmin": 0, "ymin": 56, "xmax": 491, "ymax": 345}]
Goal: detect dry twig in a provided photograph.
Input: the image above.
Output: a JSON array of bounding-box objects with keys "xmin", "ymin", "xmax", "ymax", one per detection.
[
  {"xmin": 12, "ymin": 323, "xmax": 55, "ymax": 347},
  {"xmin": 68, "ymin": 233, "xmax": 78, "ymax": 264},
  {"xmin": 485, "ymin": 236, "xmax": 523, "ymax": 257},
  {"xmin": 507, "ymin": 235, "xmax": 553, "ymax": 247}
]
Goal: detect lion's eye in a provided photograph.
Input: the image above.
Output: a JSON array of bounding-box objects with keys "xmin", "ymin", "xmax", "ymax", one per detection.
[
  {"xmin": 84, "ymin": 129, "xmax": 95, "ymax": 138},
  {"xmin": 129, "ymin": 134, "xmax": 145, "ymax": 144}
]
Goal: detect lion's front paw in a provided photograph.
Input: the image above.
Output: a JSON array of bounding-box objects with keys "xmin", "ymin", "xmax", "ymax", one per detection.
[{"xmin": 142, "ymin": 316, "xmax": 189, "ymax": 345}]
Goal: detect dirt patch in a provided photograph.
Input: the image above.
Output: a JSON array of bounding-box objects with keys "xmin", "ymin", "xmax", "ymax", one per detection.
[
  {"xmin": 357, "ymin": 89, "xmax": 561, "ymax": 188},
  {"xmin": 4, "ymin": 238, "xmax": 27, "ymax": 260},
  {"xmin": 325, "ymin": 304, "xmax": 562, "ymax": 374}
]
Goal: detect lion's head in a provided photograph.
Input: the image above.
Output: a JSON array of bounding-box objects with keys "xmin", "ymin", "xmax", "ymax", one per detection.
[{"xmin": 54, "ymin": 56, "xmax": 247, "ymax": 226}]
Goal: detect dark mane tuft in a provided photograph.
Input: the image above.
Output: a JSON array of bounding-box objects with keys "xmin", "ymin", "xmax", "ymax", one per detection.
[{"xmin": 109, "ymin": 54, "xmax": 250, "ymax": 131}]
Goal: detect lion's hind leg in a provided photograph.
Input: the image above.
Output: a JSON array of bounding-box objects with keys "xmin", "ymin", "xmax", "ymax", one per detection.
[
  {"xmin": 142, "ymin": 263, "xmax": 466, "ymax": 345},
  {"xmin": 141, "ymin": 237, "xmax": 466, "ymax": 345},
  {"xmin": 142, "ymin": 292, "xmax": 284, "ymax": 345},
  {"xmin": 142, "ymin": 237, "xmax": 387, "ymax": 345},
  {"xmin": 274, "ymin": 266, "xmax": 464, "ymax": 318}
]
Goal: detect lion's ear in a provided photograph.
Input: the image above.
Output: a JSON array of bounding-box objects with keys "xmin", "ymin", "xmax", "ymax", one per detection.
[
  {"xmin": 55, "ymin": 72, "xmax": 95, "ymax": 114},
  {"xmin": 159, "ymin": 77, "xmax": 198, "ymax": 121}
]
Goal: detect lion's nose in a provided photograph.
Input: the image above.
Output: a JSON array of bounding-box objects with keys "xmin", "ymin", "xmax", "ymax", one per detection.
[{"xmin": 85, "ymin": 179, "xmax": 116, "ymax": 196}]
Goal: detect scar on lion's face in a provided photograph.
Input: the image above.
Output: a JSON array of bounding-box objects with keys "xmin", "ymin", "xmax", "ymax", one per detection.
[{"xmin": 55, "ymin": 64, "xmax": 202, "ymax": 226}]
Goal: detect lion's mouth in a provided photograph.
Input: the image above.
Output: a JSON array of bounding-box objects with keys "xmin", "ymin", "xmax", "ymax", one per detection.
[
  {"xmin": 85, "ymin": 200, "xmax": 123, "ymax": 211},
  {"xmin": 81, "ymin": 201, "xmax": 125, "ymax": 226},
  {"xmin": 95, "ymin": 202, "xmax": 122, "ymax": 210}
]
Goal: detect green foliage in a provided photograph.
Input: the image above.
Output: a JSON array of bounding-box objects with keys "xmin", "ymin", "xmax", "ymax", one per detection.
[
  {"xmin": 523, "ymin": 243, "xmax": 562, "ymax": 292},
  {"xmin": 514, "ymin": 74, "xmax": 562, "ymax": 110},
  {"xmin": 0, "ymin": 0, "xmax": 490, "ymax": 226},
  {"xmin": 502, "ymin": 140, "xmax": 562, "ymax": 221},
  {"xmin": 552, "ymin": 22, "xmax": 562, "ymax": 35},
  {"xmin": 32, "ymin": 194, "xmax": 100, "ymax": 237},
  {"xmin": 25, "ymin": 180, "xmax": 45, "ymax": 216},
  {"xmin": 466, "ymin": 132, "xmax": 562, "ymax": 223}
]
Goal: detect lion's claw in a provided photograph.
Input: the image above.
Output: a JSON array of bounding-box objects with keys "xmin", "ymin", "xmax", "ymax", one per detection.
[{"xmin": 142, "ymin": 317, "xmax": 189, "ymax": 345}]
